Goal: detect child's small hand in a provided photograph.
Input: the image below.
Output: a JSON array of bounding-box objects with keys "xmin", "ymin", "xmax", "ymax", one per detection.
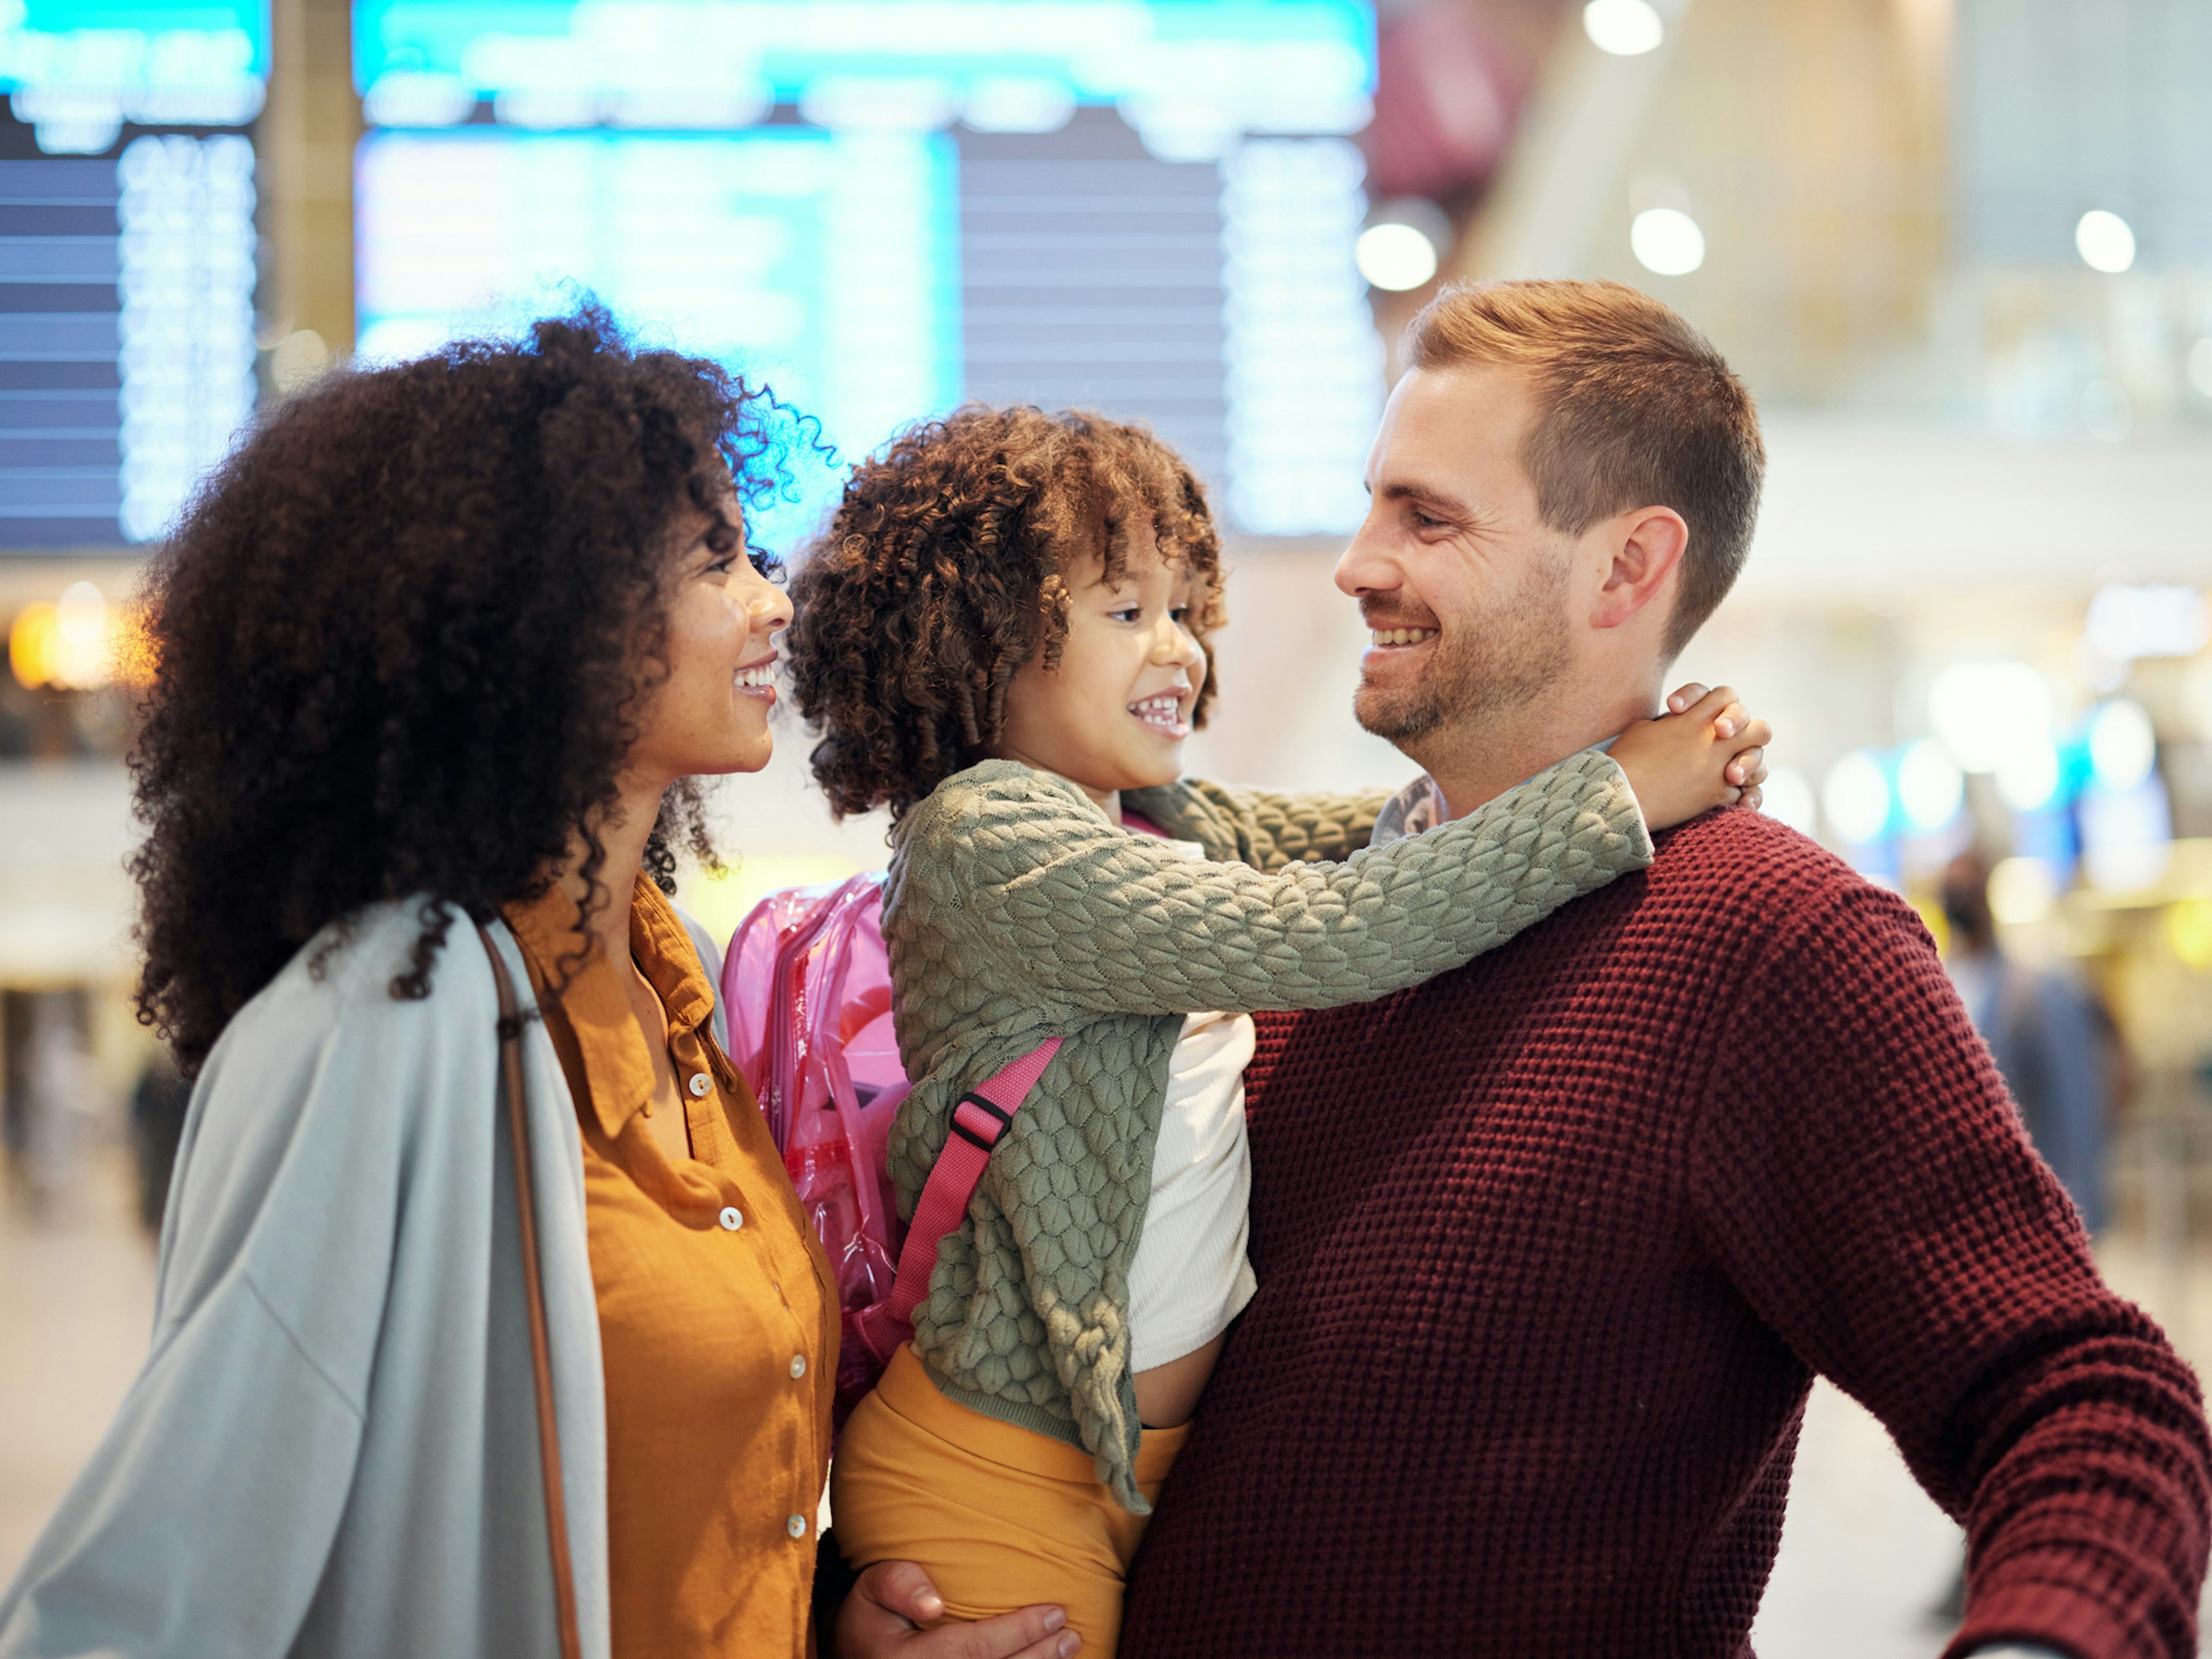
[{"xmin": 1609, "ymin": 683, "xmax": 1772, "ymax": 831}]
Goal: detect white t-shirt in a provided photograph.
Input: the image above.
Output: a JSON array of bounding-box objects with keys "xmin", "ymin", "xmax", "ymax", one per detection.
[{"xmin": 1126, "ymin": 1006, "xmax": 1260, "ymax": 1372}]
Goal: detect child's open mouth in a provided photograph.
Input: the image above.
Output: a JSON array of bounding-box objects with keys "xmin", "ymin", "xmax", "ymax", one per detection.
[{"xmin": 1128, "ymin": 692, "xmax": 1191, "ymax": 740}]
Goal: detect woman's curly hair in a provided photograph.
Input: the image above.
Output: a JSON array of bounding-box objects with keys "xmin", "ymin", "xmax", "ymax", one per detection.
[
  {"xmin": 130, "ymin": 305, "xmax": 801, "ymax": 1071},
  {"xmin": 786, "ymin": 405, "xmax": 1225, "ymax": 819}
]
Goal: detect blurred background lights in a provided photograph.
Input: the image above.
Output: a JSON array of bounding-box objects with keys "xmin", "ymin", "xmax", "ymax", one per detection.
[
  {"xmin": 1926, "ymin": 661, "xmax": 2052, "ymax": 772},
  {"xmin": 1582, "ymin": 0, "xmax": 1665, "ymax": 56},
  {"xmin": 8, "ymin": 582, "xmax": 111, "ymax": 692},
  {"xmin": 1758, "ymin": 764, "xmax": 1817, "ymax": 837},
  {"xmin": 1823, "ymin": 750, "xmax": 1892, "ymax": 845},
  {"xmin": 1994, "ymin": 738, "xmax": 2062, "ymax": 814},
  {"xmin": 2074, "ymin": 209, "xmax": 2136, "ymax": 274},
  {"xmin": 2084, "ymin": 582, "xmax": 2209, "ymax": 663},
  {"xmin": 1987, "ymin": 856, "xmax": 2060, "ymax": 928},
  {"xmin": 1355, "ymin": 222, "xmax": 1438, "ymax": 291},
  {"xmin": 2166, "ymin": 897, "xmax": 2212, "ymax": 974},
  {"xmin": 1630, "ymin": 207, "xmax": 1704, "ymax": 275},
  {"xmin": 1896, "ymin": 738, "xmax": 1964, "ymax": 834},
  {"xmin": 2088, "ymin": 697, "xmax": 2157, "ymax": 792}
]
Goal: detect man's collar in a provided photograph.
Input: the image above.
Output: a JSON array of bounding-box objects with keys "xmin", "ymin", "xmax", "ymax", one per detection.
[
  {"xmin": 1369, "ymin": 774, "xmax": 1449, "ymax": 849},
  {"xmin": 1369, "ymin": 736, "xmax": 1620, "ymax": 850}
]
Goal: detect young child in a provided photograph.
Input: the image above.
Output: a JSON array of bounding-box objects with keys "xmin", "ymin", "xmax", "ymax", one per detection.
[{"xmin": 783, "ymin": 406, "xmax": 1768, "ymax": 1656}]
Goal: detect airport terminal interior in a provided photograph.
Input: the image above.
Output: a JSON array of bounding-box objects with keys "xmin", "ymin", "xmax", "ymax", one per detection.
[{"xmin": 4, "ymin": 0, "xmax": 2212, "ymax": 1652}]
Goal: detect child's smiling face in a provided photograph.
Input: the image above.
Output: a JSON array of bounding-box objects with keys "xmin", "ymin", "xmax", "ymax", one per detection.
[{"xmin": 994, "ymin": 525, "xmax": 1210, "ymax": 809}]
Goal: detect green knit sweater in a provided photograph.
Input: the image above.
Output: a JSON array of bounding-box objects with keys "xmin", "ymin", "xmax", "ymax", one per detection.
[{"xmin": 880, "ymin": 749, "xmax": 1653, "ymax": 1510}]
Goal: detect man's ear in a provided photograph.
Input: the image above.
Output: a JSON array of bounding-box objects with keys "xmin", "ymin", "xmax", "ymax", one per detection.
[{"xmin": 1589, "ymin": 506, "xmax": 1688, "ymax": 631}]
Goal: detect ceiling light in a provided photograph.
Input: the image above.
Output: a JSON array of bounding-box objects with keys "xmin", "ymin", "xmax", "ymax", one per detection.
[
  {"xmin": 1584, "ymin": 0, "xmax": 1665, "ymax": 56},
  {"xmin": 2075, "ymin": 210, "xmax": 2136, "ymax": 274},
  {"xmin": 1630, "ymin": 207, "xmax": 1703, "ymax": 276},
  {"xmin": 1355, "ymin": 222, "xmax": 1438, "ymax": 291}
]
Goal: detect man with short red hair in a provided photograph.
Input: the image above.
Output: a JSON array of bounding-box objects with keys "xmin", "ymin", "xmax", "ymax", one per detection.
[{"xmin": 1114, "ymin": 281, "xmax": 2210, "ymax": 1659}]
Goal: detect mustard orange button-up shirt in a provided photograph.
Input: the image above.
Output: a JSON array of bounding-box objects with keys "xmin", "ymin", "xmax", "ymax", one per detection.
[{"xmin": 508, "ymin": 877, "xmax": 836, "ymax": 1659}]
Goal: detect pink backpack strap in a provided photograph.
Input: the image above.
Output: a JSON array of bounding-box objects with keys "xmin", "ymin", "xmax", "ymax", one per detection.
[{"xmin": 855, "ymin": 1036, "xmax": 1063, "ymax": 1361}]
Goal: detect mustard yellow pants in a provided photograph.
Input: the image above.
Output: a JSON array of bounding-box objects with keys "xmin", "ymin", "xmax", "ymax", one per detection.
[{"xmin": 831, "ymin": 1346, "xmax": 1190, "ymax": 1659}]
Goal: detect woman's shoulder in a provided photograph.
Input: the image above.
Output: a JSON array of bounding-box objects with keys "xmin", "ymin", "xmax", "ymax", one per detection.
[
  {"xmin": 164, "ymin": 899, "xmax": 504, "ymax": 1327},
  {"xmin": 213, "ymin": 898, "xmax": 493, "ymax": 1056}
]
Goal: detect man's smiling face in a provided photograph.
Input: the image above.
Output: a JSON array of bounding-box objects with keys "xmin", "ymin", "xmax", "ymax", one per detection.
[{"xmin": 1335, "ymin": 361, "xmax": 1578, "ymax": 751}]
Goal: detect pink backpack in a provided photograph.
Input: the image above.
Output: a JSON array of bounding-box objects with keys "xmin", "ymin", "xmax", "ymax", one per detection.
[{"xmin": 721, "ymin": 872, "xmax": 1058, "ymax": 1423}]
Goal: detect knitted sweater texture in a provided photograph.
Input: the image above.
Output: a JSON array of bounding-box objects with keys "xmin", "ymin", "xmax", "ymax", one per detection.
[
  {"xmin": 1118, "ymin": 807, "xmax": 2211, "ymax": 1659},
  {"xmin": 881, "ymin": 750, "xmax": 1652, "ymax": 1509}
]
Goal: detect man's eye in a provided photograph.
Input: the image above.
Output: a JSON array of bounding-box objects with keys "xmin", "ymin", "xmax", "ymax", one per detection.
[{"xmin": 1412, "ymin": 510, "xmax": 1445, "ymax": 529}]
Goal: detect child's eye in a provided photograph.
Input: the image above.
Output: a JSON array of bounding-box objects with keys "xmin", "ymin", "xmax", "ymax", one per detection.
[
  {"xmin": 1109, "ymin": 605, "xmax": 1141, "ymax": 624},
  {"xmin": 1169, "ymin": 605, "xmax": 1190, "ymax": 624}
]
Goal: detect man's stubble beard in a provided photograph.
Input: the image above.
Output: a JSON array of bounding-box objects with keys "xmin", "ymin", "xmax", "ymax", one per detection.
[{"xmin": 1353, "ymin": 553, "xmax": 1575, "ymax": 746}]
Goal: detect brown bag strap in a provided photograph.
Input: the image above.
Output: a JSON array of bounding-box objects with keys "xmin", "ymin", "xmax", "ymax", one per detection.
[{"xmin": 475, "ymin": 922, "xmax": 585, "ymax": 1659}]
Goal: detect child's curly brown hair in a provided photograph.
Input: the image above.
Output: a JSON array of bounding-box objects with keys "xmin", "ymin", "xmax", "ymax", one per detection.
[{"xmin": 786, "ymin": 405, "xmax": 1226, "ymax": 820}]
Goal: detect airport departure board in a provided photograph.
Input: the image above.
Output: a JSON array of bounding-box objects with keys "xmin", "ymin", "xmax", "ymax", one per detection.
[{"xmin": 352, "ymin": 1, "xmax": 1382, "ymax": 543}]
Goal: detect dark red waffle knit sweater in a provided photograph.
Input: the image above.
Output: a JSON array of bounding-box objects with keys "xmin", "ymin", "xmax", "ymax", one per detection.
[{"xmin": 1119, "ymin": 807, "xmax": 2209, "ymax": 1659}]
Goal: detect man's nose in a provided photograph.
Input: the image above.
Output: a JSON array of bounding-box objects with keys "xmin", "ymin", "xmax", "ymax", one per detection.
[{"xmin": 1334, "ymin": 509, "xmax": 1399, "ymax": 599}]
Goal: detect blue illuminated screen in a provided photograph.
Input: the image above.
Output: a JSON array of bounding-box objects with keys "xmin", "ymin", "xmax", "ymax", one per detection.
[
  {"xmin": 0, "ymin": 2, "xmax": 264, "ymax": 550},
  {"xmin": 354, "ymin": 0, "xmax": 1383, "ymax": 542}
]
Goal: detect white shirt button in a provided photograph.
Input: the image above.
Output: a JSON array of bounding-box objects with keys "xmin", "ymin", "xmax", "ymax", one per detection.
[
  {"xmin": 786, "ymin": 1513, "xmax": 808, "ymax": 1540},
  {"xmin": 688, "ymin": 1073, "xmax": 713, "ymax": 1099},
  {"xmin": 718, "ymin": 1206, "xmax": 743, "ymax": 1232},
  {"xmin": 789, "ymin": 1354, "xmax": 807, "ymax": 1380}
]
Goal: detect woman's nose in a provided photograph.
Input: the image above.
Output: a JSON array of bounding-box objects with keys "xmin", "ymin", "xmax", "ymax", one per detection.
[{"xmin": 748, "ymin": 580, "xmax": 794, "ymax": 633}]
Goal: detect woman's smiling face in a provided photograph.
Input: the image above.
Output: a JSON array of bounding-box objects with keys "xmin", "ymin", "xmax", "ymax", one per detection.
[
  {"xmin": 994, "ymin": 527, "xmax": 1211, "ymax": 808},
  {"xmin": 622, "ymin": 503, "xmax": 793, "ymax": 790}
]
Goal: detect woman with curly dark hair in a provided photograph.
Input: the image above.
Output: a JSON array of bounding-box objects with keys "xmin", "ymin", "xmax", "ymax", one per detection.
[
  {"xmin": 0, "ymin": 312, "xmax": 1071, "ymax": 1659},
  {"xmin": 784, "ymin": 406, "xmax": 1768, "ymax": 1656}
]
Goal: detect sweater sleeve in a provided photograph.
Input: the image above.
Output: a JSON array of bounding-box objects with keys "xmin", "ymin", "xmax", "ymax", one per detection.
[
  {"xmin": 1176, "ymin": 780, "xmax": 1393, "ymax": 868},
  {"xmin": 1687, "ymin": 881, "xmax": 2210, "ymax": 1659},
  {"xmin": 931, "ymin": 749, "xmax": 1651, "ymax": 1019}
]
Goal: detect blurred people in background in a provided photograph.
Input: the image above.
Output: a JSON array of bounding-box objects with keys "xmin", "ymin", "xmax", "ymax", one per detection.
[{"xmin": 1941, "ymin": 853, "xmax": 2116, "ymax": 1234}]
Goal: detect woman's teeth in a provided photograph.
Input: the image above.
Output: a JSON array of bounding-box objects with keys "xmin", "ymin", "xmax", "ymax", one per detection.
[
  {"xmin": 1370, "ymin": 627, "xmax": 1439, "ymax": 647},
  {"xmin": 734, "ymin": 662, "xmax": 777, "ymax": 695},
  {"xmin": 1128, "ymin": 693, "xmax": 1190, "ymax": 737}
]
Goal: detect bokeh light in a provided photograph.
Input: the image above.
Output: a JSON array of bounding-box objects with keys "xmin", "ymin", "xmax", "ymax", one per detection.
[
  {"xmin": 1987, "ymin": 856, "xmax": 2059, "ymax": 927},
  {"xmin": 1927, "ymin": 661, "xmax": 2051, "ymax": 773},
  {"xmin": 1355, "ymin": 222, "xmax": 1439, "ymax": 291},
  {"xmin": 2075, "ymin": 209, "xmax": 2137, "ymax": 274},
  {"xmin": 1583, "ymin": 0, "xmax": 1664, "ymax": 56},
  {"xmin": 1896, "ymin": 738, "xmax": 1964, "ymax": 834},
  {"xmin": 2088, "ymin": 698, "xmax": 2157, "ymax": 792},
  {"xmin": 1630, "ymin": 207, "xmax": 1704, "ymax": 275},
  {"xmin": 1823, "ymin": 751, "xmax": 1891, "ymax": 845}
]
